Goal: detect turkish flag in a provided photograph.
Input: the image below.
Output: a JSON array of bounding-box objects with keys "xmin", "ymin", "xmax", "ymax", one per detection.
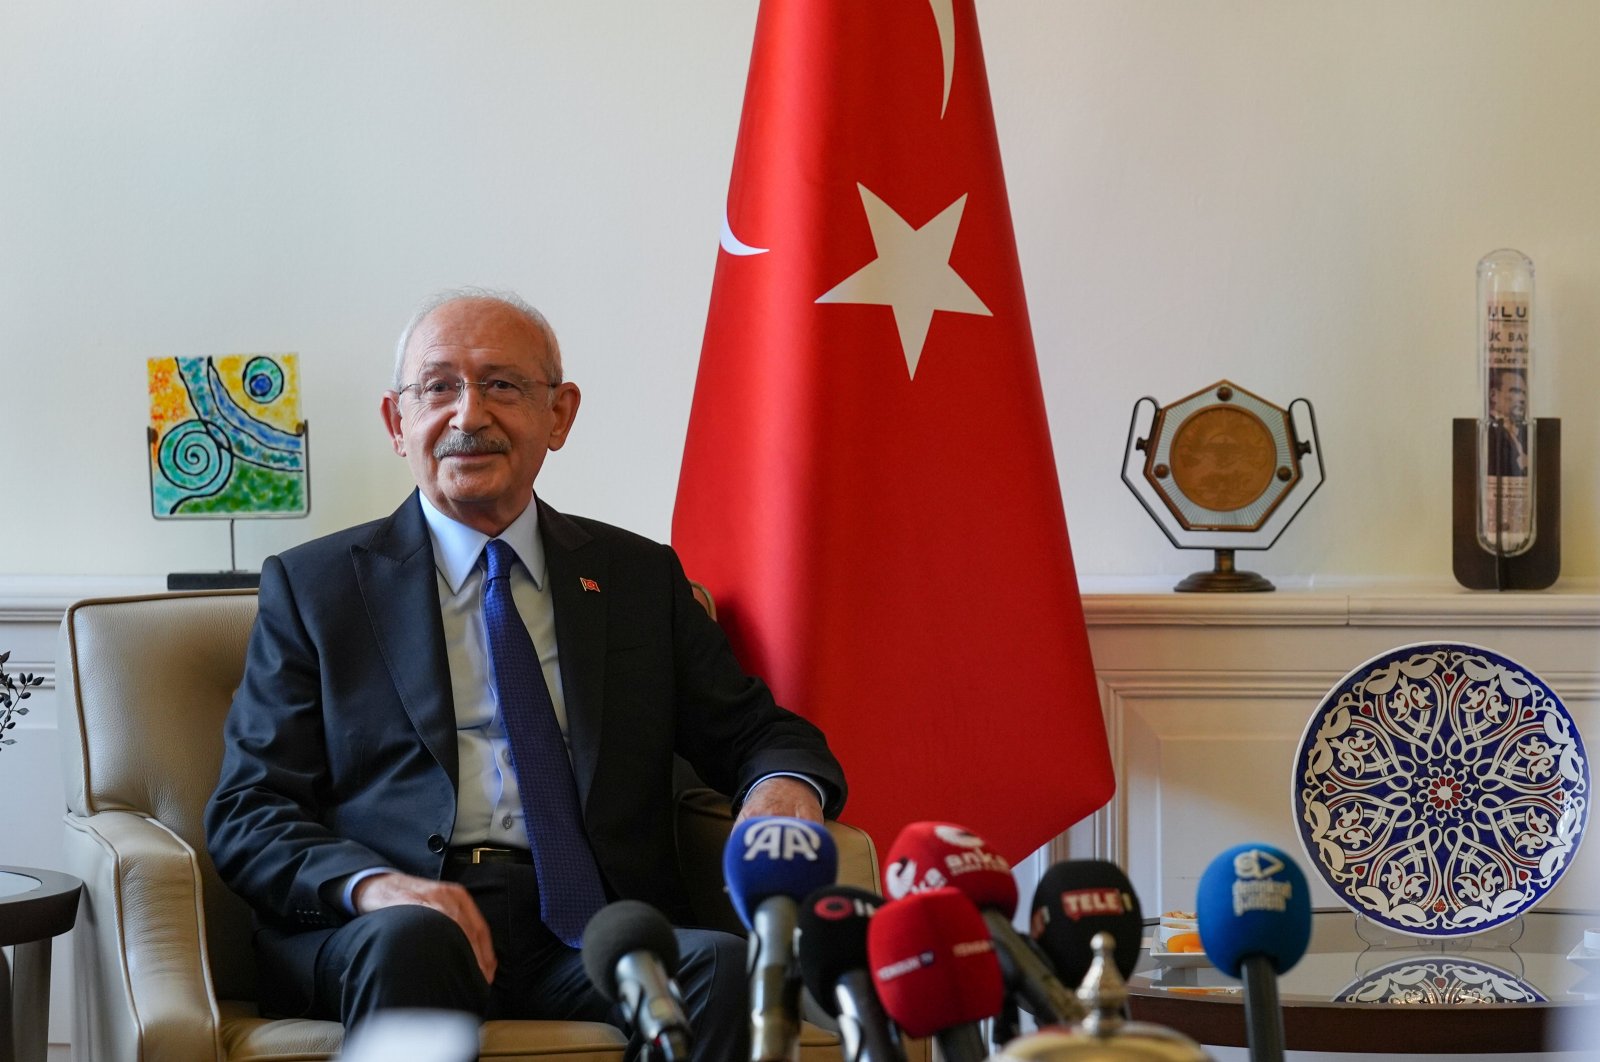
[{"xmin": 672, "ymin": 0, "xmax": 1113, "ymax": 862}]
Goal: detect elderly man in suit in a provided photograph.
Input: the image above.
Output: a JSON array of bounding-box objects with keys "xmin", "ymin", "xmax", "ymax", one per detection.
[{"xmin": 205, "ymin": 290, "xmax": 846, "ymax": 1059}]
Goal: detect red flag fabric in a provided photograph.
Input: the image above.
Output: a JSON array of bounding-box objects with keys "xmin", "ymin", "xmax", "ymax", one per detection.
[{"xmin": 672, "ymin": 0, "xmax": 1113, "ymax": 862}]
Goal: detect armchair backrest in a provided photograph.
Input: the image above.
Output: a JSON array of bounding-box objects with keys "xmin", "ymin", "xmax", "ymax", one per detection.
[{"xmin": 58, "ymin": 589, "xmax": 262, "ymax": 1000}]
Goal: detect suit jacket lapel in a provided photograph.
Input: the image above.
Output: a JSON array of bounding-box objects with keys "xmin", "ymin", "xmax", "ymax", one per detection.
[
  {"xmin": 351, "ymin": 491, "xmax": 459, "ymax": 788},
  {"xmin": 539, "ymin": 498, "xmax": 606, "ymax": 809}
]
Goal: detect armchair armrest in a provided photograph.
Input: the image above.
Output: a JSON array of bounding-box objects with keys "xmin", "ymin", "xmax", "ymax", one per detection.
[
  {"xmin": 674, "ymin": 787, "xmax": 881, "ymax": 934},
  {"xmin": 63, "ymin": 810, "xmax": 226, "ymax": 1062}
]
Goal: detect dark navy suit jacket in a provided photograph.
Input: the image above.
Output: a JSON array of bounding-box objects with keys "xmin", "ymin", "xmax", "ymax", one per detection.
[{"xmin": 204, "ymin": 492, "xmax": 845, "ymax": 1006}]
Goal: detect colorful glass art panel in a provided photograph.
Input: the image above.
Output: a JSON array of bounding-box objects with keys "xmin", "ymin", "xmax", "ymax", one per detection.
[{"xmin": 148, "ymin": 354, "xmax": 308, "ymax": 517}]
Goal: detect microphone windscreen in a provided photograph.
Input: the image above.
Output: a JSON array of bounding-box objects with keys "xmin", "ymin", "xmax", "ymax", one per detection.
[
  {"xmin": 581, "ymin": 900, "xmax": 681, "ymax": 1001},
  {"xmin": 1196, "ymin": 842, "xmax": 1313, "ymax": 978},
  {"xmin": 723, "ymin": 816, "xmax": 839, "ymax": 928},
  {"xmin": 796, "ymin": 885, "xmax": 883, "ymax": 1018},
  {"xmin": 1028, "ymin": 860, "xmax": 1143, "ymax": 986},
  {"xmin": 883, "ymin": 821, "xmax": 1017, "ymax": 915},
  {"xmin": 867, "ymin": 887, "xmax": 1004, "ymax": 1038}
]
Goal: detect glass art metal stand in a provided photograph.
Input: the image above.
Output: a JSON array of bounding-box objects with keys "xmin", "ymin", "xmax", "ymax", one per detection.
[{"xmin": 166, "ymin": 518, "xmax": 262, "ymax": 590}]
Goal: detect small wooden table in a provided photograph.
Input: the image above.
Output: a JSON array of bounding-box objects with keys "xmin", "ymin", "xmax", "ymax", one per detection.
[
  {"xmin": 1125, "ymin": 908, "xmax": 1599, "ymax": 1053},
  {"xmin": 0, "ymin": 867, "xmax": 82, "ymax": 1062}
]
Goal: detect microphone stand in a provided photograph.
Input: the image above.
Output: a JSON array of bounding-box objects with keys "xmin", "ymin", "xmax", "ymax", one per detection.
[
  {"xmin": 935, "ymin": 1024, "xmax": 988, "ymax": 1062},
  {"xmin": 1240, "ymin": 955, "xmax": 1285, "ymax": 1062}
]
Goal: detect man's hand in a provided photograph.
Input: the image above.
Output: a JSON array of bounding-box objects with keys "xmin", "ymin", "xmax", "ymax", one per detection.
[
  {"xmin": 736, "ymin": 776, "xmax": 824, "ymax": 824},
  {"xmin": 352, "ymin": 871, "xmax": 497, "ymax": 984}
]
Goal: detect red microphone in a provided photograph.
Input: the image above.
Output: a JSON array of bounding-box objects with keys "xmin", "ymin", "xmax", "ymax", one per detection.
[
  {"xmin": 884, "ymin": 821, "xmax": 1014, "ymax": 902},
  {"xmin": 867, "ymin": 887, "xmax": 1002, "ymax": 1062},
  {"xmin": 884, "ymin": 823, "xmax": 1081, "ymax": 1026}
]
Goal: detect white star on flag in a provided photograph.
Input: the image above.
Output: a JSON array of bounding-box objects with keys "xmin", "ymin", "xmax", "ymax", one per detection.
[{"xmin": 816, "ymin": 183, "xmax": 992, "ymax": 379}]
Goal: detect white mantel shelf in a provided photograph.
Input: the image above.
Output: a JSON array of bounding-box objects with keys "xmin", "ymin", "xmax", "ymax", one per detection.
[
  {"xmin": 10, "ymin": 573, "xmax": 1600, "ymax": 618},
  {"xmin": 0, "ymin": 575, "xmax": 167, "ymax": 622},
  {"xmin": 1079, "ymin": 575, "xmax": 1600, "ymax": 627}
]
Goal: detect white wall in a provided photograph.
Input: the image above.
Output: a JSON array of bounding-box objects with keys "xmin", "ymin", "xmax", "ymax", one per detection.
[
  {"xmin": 5, "ymin": 1, "xmax": 1600, "ymax": 584},
  {"xmin": 7, "ymin": 8, "xmax": 1600, "ymax": 1053}
]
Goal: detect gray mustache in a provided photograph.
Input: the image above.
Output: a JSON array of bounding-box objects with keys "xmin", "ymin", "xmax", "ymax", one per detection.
[{"xmin": 433, "ymin": 433, "xmax": 510, "ymax": 459}]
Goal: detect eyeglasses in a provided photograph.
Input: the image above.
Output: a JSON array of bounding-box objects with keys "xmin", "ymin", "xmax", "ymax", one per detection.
[{"xmin": 396, "ymin": 375, "xmax": 557, "ymax": 409}]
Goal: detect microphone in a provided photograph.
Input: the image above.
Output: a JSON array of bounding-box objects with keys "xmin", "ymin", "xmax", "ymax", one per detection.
[
  {"xmin": 723, "ymin": 816, "xmax": 840, "ymax": 1062},
  {"xmin": 867, "ymin": 887, "xmax": 1003, "ymax": 1062},
  {"xmin": 1196, "ymin": 843, "xmax": 1313, "ymax": 1062},
  {"xmin": 581, "ymin": 900, "xmax": 692, "ymax": 1062},
  {"xmin": 885, "ymin": 822, "xmax": 1081, "ymax": 1025},
  {"xmin": 1028, "ymin": 859, "xmax": 1144, "ymax": 990},
  {"xmin": 796, "ymin": 885, "xmax": 905, "ymax": 1062}
]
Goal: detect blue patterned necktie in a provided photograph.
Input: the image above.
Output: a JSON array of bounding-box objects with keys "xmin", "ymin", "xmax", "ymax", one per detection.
[{"xmin": 481, "ymin": 538, "xmax": 607, "ymax": 947}]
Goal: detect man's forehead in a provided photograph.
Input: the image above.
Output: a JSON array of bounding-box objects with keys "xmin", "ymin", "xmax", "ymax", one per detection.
[
  {"xmin": 412, "ymin": 353, "xmax": 529, "ymax": 375},
  {"xmin": 403, "ymin": 300, "xmax": 547, "ymax": 369}
]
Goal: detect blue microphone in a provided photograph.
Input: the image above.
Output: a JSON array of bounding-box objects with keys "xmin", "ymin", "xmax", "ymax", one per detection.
[
  {"xmin": 1196, "ymin": 843, "xmax": 1312, "ymax": 1062},
  {"xmin": 724, "ymin": 817, "xmax": 839, "ymax": 1061}
]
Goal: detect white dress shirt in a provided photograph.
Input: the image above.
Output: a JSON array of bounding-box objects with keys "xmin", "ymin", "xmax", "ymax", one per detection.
[
  {"xmin": 419, "ymin": 492, "xmax": 556, "ymax": 849},
  {"xmin": 340, "ymin": 493, "xmax": 819, "ymax": 910}
]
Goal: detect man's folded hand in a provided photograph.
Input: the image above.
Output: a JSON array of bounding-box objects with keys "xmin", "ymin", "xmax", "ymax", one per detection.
[
  {"xmin": 353, "ymin": 871, "xmax": 498, "ymax": 984},
  {"xmin": 736, "ymin": 775, "xmax": 824, "ymax": 824}
]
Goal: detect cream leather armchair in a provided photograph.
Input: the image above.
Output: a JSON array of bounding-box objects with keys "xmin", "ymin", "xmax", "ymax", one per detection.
[{"xmin": 58, "ymin": 590, "xmax": 881, "ymax": 1061}]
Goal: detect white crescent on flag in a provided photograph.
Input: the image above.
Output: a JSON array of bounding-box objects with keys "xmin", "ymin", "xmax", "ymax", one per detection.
[
  {"xmin": 719, "ymin": 1, "xmax": 952, "ymax": 259},
  {"xmin": 720, "ymin": 207, "xmax": 769, "ymax": 256},
  {"xmin": 929, "ymin": 0, "xmax": 955, "ymax": 118}
]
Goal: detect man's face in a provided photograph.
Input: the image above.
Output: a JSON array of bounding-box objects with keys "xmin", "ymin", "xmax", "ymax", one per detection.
[
  {"xmin": 1492, "ymin": 372, "xmax": 1528, "ymax": 422},
  {"xmin": 380, "ymin": 298, "xmax": 581, "ymax": 535}
]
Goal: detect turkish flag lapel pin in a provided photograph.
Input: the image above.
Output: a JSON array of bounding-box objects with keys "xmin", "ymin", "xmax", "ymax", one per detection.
[{"xmin": 579, "ymin": 577, "xmax": 601, "ymax": 593}]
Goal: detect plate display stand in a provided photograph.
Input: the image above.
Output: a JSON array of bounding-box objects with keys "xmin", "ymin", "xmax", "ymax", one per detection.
[{"xmin": 1352, "ymin": 910, "xmax": 1527, "ymax": 950}]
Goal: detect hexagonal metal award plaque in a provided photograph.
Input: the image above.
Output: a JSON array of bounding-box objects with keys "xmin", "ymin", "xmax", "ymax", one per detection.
[{"xmin": 1122, "ymin": 380, "xmax": 1324, "ymax": 591}]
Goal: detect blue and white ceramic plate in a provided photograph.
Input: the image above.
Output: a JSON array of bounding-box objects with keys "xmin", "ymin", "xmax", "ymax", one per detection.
[
  {"xmin": 1293, "ymin": 642, "xmax": 1589, "ymax": 937},
  {"xmin": 1336, "ymin": 954, "xmax": 1546, "ymax": 1005}
]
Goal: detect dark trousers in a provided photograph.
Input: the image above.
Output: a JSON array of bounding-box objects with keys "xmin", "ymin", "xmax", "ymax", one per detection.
[{"xmin": 306, "ymin": 862, "xmax": 749, "ymax": 1061}]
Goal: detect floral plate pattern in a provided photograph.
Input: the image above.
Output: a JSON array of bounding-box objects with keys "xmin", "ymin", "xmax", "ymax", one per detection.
[{"xmin": 1294, "ymin": 642, "xmax": 1589, "ymax": 937}]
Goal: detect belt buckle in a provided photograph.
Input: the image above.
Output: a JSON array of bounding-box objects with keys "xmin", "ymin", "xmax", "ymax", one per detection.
[{"xmin": 469, "ymin": 846, "xmax": 498, "ymax": 864}]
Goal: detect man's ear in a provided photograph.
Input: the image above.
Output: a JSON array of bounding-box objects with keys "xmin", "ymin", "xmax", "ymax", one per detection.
[
  {"xmin": 381, "ymin": 392, "xmax": 407, "ymax": 456},
  {"xmin": 546, "ymin": 382, "xmax": 582, "ymax": 452}
]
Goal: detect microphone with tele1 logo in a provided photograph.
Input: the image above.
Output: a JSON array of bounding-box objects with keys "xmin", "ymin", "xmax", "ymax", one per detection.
[
  {"xmin": 884, "ymin": 822, "xmax": 1081, "ymax": 1026},
  {"xmin": 1196, "ymin": 843, "xmax": 1312, "ymax": 1062},
  {"xmin": 723, "ymin": 816, "xmax": 839, "ymax": 1062},
  {"xmin": 1028, "ymin": 859, "xmax": 1144, "ymax": 991}
]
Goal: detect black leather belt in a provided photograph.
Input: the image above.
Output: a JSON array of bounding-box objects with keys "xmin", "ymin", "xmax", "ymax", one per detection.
[{"xmin": 446, "ymin": 845, "xmax": 534, "ymax": 866}]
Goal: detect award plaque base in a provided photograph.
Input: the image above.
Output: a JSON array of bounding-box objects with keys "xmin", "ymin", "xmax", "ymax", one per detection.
[
  {"xmin": 1174, "ymin": 548, "xmax": 1275, "ymax": 593},
  {"xmin": 1451, "ymin": 417, "xmax": 1559, "ymax": 591}
]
